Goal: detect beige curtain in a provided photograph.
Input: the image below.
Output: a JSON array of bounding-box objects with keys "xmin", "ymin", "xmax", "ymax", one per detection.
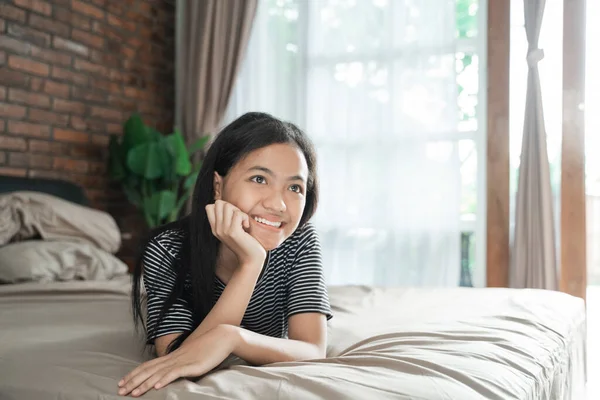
[
  {"xmin": 510, "ymin": 0, "xmax": 558, "ymax": 290},
  {"xmin": 175, "ymin": 0, "xmax": 258, "ymax": 140}
]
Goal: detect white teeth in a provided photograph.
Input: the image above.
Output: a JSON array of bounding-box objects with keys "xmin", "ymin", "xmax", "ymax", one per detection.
[{"xmin": 254, "ymin": 216, "xmax": 282, "ymax": 228}]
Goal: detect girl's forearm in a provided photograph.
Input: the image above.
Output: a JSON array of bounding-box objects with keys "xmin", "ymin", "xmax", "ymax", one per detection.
[
  {"xmin": 182, "ymin": 265, "xmax": 261, "ymax": 346},
  {"xmin": 230, "ymin": 325, "xmax": 324, "ymax": 365}
]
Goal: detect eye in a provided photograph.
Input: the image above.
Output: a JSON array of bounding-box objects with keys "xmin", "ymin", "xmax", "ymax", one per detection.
[
  {"xmin": 289, "ymin": 184, "xmax": 304, "ymax": 194},
  {"xmin": 250, "ymin": 175, "xmax": 266, "ymax": 184}
]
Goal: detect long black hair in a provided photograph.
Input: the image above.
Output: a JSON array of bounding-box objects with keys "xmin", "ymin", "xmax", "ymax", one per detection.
[{"xmin": 131, "ymin": 112, "xmax": 319, "ymax": 353}]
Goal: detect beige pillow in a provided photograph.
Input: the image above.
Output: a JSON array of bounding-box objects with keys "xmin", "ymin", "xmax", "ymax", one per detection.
[
  {"xmin": 0, "ymin": 240, "xmax": 128, "ymax": 284},
  {"xmin": 0, "ymin": 191, "xmax": 121, "ymax": 254}
]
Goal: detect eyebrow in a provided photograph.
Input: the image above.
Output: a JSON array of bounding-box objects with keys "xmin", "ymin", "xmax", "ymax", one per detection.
[{"xmin": 248, "ymin": 166, "xmax": 306, "ymax": 183}]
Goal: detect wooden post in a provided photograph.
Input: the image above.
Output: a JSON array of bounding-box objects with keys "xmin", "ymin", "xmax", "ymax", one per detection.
[
  {"xmin": 486, "ymin": 0, "xmax": 511, "ymax": 287},
  {"xmin": 561, "ymin": 0, "xmax": 587, "ymax": 300}
]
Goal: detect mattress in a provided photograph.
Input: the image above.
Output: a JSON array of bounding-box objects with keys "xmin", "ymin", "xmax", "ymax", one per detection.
[{"xmin": 0, "ymin": 277, "xmax": 586, "ymax": 399}]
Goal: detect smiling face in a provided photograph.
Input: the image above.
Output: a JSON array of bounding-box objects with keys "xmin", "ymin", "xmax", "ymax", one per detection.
[{"xmin": 213, "ymin": 143, "xmax": 309, "ymax": 250}]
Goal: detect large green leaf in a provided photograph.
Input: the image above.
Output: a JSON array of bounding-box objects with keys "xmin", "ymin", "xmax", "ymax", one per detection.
[
  {"xmin": 126, "ymin": 142, "xmax": 170, "ymax": 179},
  {"xmin": 146, "ymin": 190, "xmax": 177, "ymax": 220},
  {"xmin": 122, "ymin": 114, "xmax": 151, "ymax": 153},
  {"xmin": 188, "ymin": 135, "xmax": 210, "ymax": 154},
  {"xmin": 107, "ymin": 134, "xmax": 125, "ymax": 181},
  {"xmin": 165, "ymin": 131, "xmax": 192, "ymax": 176}
]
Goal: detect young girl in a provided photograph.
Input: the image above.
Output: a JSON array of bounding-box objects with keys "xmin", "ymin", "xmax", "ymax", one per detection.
[{"xmin": 118, "ymin": 112, "xmax": 333, "ymax": 397}]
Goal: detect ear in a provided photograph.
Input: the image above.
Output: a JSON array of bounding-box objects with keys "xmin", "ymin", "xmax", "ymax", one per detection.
[{"xmin": 213, "ymin": 171, "xmax": 223, "ymax": 201}]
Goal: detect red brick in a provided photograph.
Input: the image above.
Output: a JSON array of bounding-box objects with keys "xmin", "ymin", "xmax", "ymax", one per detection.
[
  {"xmin": 90, "ymin": 106, "xmax": 122, "ymax": 121},
  {"xmin": 0, "ymin": 67, "xmax": 30, "ymax": 88},
  {"xmin": 91, "ymin": 78, "xmax": 120, "ymax": 93},
  {"xmin": 90, "ymin": 0, "xmax": 107, "ymax": 7},
  {"xmin": 87, "ymin": 119, "xmax": 105, "ymax": 133},
  {"xmin": 0, "ymin": 152, "xmax": 5, "ymax": 165},
  {"xmin": 29, "ymin": 77, "xmax": 43, "ymax": 91},
  {"xmin": 28, "ymin": 139, "xmax": 68, "ymax": 154},
  {"xmin": 0, "ymin": 102, "xmax": 26, "ymax": 118},
  {"xmin": 53, "ymin": 98, "xmax": 86, "ymax": 115},
  {"xmin": 90, "ymin": 50, "xmax": 119, "ymax": 69},
  {"xmin": 42, "ymin": 80, "xmax": 69, "ymax": 98},
  {"xmin": 53, "ymin": 156, "xmax": 88, "ymax": 173},
  {"xmin": 0, "ymin": 35, "xmax": 31, "ymax": 54},
  {"xmin": 71, "ymin": 86, "xmax": 106, "ymax": 103},
  {"xmin": 107, "ymin": 2, "xmax": 125, "ymax": 16},
  {"xmin": 70, "ymin": 173, "xmax": 107, "ymax": 188},
  {"xmin": 0, "ymin": 167, "xmax": 26, "ymax": 176},
  {"xmin": 72, "ymin": 29, "xmax": 105, "ymax": 50},
  {"xmin": 53, "ymin": 128, "xmax": 89, "ymax": 143},
  {"xmin": 51, "ymin": 66, "xmax": 88, "ymax": 86},
  {"xmin": 8, "ymin": 121, "xmax": 50, "ymax": 138},
  {"xmin": 88, "ymin": 160, "xmax": 106, "ymax": 174},
  {"xmin": 74, "ymin": 58, "xmax": 107, "ymax": 76},
  {"xmin": 6, "ymin": 23, "xmax": 50, "ymax": 47},
  {"xmin": 106, "ymin": 123, "xmax": 121, "ymax": 134},
  {"xmin": 70, "ymin": 144, "xmax": 102, "ymax": 159},
  {"xmin": 72, "ymin": 0, "xmax": 104, "ymax": 19},
  {"xmin": 121, "ymin": 45, "xmax": 135, "ymax": 59},
  {"xmin": 28, "ymin": 169, "xmax": 63, "ymax": 179},
  {"xmin": 29, "ymin": 108, "xmax": 69, "ymax": 126},
  {"xmin": 30, "ymin": 46, "xmax": 72, "ymax": 67},
  {"xmin": 124, "ymin": 86, "xmax": 141, "ymax": 99},
  {"xmin": 13, "ymin": 0, "xmax": 52, "ymax": 16},
  {"xmin": 29, "ymin": 14, "xmax": 70, "ymax": 37},
  {"xmin": 0, "ymin": 50, "xmax": 4, "ymax": 66},
  {"xmin": 8, "ymin": 88, "xmax": 50, "ymax": 108},
  {"xmin": 107, "ymin": 13, "xmax": 136, "ymax": 32},
  {"xmin": 30, "ymin": 153, "xmax": 53, "ymax": 168},
  {"xmin": 0, "ymin": 135, "xmax": 27, "ymax": 151},
  {"xmin": 52, "ymin": 37, "xmax": 88, "ymax": 57},
  {"xmin": 0, "ymin": 18, "xmax": 5, "ymax": 32},
  {"xmin": 0, "ymin": 86, "xmax": 5, "ymax": 100},
  {"xmin": 54, "ymin": 7, "xmax": 91, "ymax": 31},
  {"xmin": 108, "ymin": 96, "xmax": 136, "ymax": 112},
  {"xmin": 7, "ymin": 152, "xmax": 27, "ymax": 167},
  {"xmin": 0, "ymin": 4, "xmax": 26, "ymax": 23},
  {"xmin": 8, "ymin": 55, "xmax": 49, "ymax": 76},
  {"xmin": 70, "ymin": 115, "xmax": 88, "ymax": 130},
  {"xmin": 91, "ymin": 133, "xmax": 109, "ymax": 146}
]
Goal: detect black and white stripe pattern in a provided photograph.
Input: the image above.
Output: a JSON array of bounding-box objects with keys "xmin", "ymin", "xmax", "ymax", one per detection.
[{"xmin": 142, "ymin": 223, "xmax": 333, "ymax": 344}]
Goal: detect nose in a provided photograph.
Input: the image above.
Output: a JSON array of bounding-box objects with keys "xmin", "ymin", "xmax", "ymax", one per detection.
[{"xmin": 263, "ymin": 188, "xmax": 287, "ymax": 214}]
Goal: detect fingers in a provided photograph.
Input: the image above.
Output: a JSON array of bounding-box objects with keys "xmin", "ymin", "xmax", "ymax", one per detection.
[
  {"xmin": 118, "ymin": 358, "xmax": 174, "ymax": 396},
  {"xmin": 154, "ymin": 367, "xmax": 186, "ymax": 391},
  {"xmin": 208, "ymin": 201, "xmax": 249, "ymax": 238}
]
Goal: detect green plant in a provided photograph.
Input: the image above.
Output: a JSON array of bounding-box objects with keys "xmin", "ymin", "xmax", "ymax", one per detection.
[{"xmin": 108, "ymin": 113, "xmax": 210, "ymax": 228}]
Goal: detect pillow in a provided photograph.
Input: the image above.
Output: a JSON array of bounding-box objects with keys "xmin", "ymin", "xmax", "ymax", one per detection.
[
  {"xmin": 0, "ymin": 240, "xmax": 128, "ymax": 284},
  {"xmin": 0, "ymin": 191, "xmax": 121, "ymax": 254}
]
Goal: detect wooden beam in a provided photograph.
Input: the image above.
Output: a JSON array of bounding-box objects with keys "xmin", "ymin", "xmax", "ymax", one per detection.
[
  {"xmin": 486, "ymin": 0, "xmax": 511, "ymax": 287},
  {"xmin": 561, "ymin": 0, "xmax": 587, "ymax": 300}
]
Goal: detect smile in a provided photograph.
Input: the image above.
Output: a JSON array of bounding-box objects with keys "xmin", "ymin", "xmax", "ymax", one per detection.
[{"xmin": 253, "ymin": 216, "xmax": 282, "ymax": 228}]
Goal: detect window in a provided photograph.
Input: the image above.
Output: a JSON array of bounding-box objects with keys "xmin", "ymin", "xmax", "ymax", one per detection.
[{"xmin": 228, "ymin": 0, "xmax": 487, "ymax": 287}]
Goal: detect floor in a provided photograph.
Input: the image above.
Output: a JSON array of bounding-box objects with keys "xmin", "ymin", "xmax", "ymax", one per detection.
[{"xmin": 587, "ymin": 285, "xmax": 599, "ymax": 399}]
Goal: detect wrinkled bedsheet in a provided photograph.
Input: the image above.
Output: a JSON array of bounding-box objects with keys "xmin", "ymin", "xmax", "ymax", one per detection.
[{"xmin": 0, "ymin": 278, "xmax": 586, "ymax": 399}]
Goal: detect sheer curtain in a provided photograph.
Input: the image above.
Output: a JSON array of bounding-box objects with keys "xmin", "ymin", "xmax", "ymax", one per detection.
[{"xmin": 227, "ymin": 0, "xmax": 463, "ymax": 287}]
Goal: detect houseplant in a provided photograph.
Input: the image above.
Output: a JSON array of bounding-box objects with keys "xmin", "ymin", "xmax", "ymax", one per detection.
[{"xmin": 108, "ymin": 113, "xmax": 210, "ymax": 228}]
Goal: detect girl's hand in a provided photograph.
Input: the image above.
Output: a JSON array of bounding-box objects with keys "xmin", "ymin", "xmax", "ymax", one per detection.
[
  {"xmin": 205, "ymin": 200, "xmax": 267, "ymax": 268},
  {"xmin": 118, "ymin": 325, "xmax": 239, "ymax": 397}
]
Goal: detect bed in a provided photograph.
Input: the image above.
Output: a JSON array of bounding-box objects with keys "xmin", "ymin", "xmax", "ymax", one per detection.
[{"xmin": 0, "ymin": 176, "xmax": 588, "ymax": 399}]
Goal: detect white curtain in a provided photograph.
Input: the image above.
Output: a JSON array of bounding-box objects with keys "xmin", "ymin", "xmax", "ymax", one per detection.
[{"xmin": 227, "ymin": 0, "xmax": 462, "ymax": 287}]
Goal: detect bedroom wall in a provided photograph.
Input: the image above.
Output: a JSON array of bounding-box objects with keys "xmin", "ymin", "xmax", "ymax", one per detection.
[{"xmin": 0, "ymin": 0, "xmax": 175, "ymax": 267}]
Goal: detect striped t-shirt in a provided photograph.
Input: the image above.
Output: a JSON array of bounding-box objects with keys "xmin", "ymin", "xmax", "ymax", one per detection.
[{"xmin": 142, "ymin": 223, "xmax": 333, "ymax": 343}]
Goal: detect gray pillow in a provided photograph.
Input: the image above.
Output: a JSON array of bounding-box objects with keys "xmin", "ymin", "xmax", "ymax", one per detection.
[{"xmin": 0, "ymin": 240, "xmax": 128, "ymax": 284}]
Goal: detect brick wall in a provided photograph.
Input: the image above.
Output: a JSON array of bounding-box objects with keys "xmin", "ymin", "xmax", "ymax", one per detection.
[{"xmin": 0, "ymin": 0, "xmax": 175, "ymax": 266}]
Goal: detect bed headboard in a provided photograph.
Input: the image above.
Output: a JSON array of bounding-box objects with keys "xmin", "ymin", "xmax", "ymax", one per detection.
[{"xmin": 0, "ymin": 175, "xmax": 90, "ymax": 206}]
